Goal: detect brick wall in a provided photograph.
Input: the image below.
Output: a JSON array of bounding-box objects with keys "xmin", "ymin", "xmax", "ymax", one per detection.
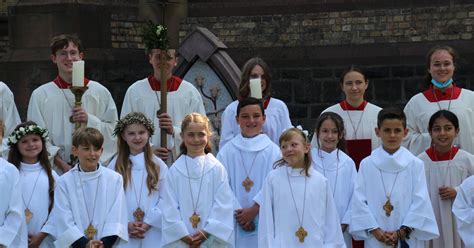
[
  {"xmin": 179, "ymin": 5, "xmax": 474, "ymax": 47},
  {"xmin": 110, "ymin": 12, "xmax": 145, "ymax": 49},
  {"xmin": 0, "ymin": 34, "xmax": 7, "ymax": 59},
  {"xmin": 177, "ymin": 3, "xmax": 474, "ymax": 128}
]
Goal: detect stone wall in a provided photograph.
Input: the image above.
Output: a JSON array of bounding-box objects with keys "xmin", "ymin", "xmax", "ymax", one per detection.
[
  {"xmin": 110, "ymin": 12, "xmax": 144, "ymax": 49},
  {"xmin": 180, "ymin": 5, "xmax": 474, "ymax": 48},
  {"xmin": 0, "ymin": 18, "xmax": 7, "ymax": 60},
  {"xmin": 176, "ymin": 3, "xmax": 474, "ymax": 129}
]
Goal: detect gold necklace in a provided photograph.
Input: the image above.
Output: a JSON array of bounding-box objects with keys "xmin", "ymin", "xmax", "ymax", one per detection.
[
  {"xmin": 184, "ymin": 155, "xmax": 206, "ymax": 229},
  {"xmin": 131, "ymin": 166, "xmax": 146, "ymax": 222},
  {"xmin": 20, "ymin": 166, "xmax": 42, "ymax": 224},
  {"xmin": 379, "ymin": 169, "xmax": 399, "ymax": 217},
  {"xmin": 286, "ymin": 166, "xmax": 308, "ymax": 243},
  {"xmin": 239, "ymin": 151, "xmax": 259, "ymax": 192},
  {"xmin": 77, "ymin": 166, "xmax": 101, "ymax": 240}
]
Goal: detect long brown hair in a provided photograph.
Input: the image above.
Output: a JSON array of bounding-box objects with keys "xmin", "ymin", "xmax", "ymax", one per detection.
[
  {"xmin": 8, "ymin": 121, "xmax": 55, "ymax": 212},
  {"xmin": 239, "ymin": 57, "xmax": 272, "ymax": 100},
  {"xmin": 274, "ymin": 127, "xmax": 312, "ymax": 176},
  {"xmin": 314, "ymin": 112, "xmax": 347, "ymax": 153},
  {"xmin": 115, "ymin": 112, "xmax": 159, "ymax": 195},
  {"xmin": 179, "ymin": 113, "xmax": 212, "ymax": 156}
]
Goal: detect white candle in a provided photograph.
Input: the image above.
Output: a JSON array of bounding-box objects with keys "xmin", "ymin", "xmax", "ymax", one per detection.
[
  {"xmin": 72, "ymin": 60, "xmax": 85, "ymax": 87},
  {"xmin": 249, "ymin": 78, "xmax": 262, "ymax": 99}
]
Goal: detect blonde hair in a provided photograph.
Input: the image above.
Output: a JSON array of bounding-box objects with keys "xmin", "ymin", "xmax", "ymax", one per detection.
[
  {"xmin": 274, "ymin": 128, "xmax": 312, "ymax": 176},
  {"xmin": 115, "ymin": 113, "xmax": 159, "ymax": 194},
  {"xmin": 179, "ymin": 113, "xmax": 212, "ymax": 156}
]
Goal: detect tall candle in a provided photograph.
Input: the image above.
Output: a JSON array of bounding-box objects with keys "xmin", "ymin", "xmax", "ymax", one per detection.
[
  {"xmin": 249, "ymin": 78, "xmax": 262, "ymax": 99},
  {"xmin": 72, "ymin": 60, "xmax": 85, "ymax": 87}
]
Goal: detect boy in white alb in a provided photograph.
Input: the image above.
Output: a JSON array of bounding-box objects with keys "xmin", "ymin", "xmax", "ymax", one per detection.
[
  {"xmin": 53, "ymin": 128, "xmax": 127, "ymax": 247},
  {"xmin": 28, "ymin": 34, "xmax": 118, "ymax": 173},
  {"xmin": 452, "ymin": 175, "xmax": 474, "ymax": 247},
  {"xmin": 350, "ymin": 108, "xmax": 439, "ymax": 247},
  {"xmin": 217, "ymin": 97, "xmax": 280, "ymax": 247}
]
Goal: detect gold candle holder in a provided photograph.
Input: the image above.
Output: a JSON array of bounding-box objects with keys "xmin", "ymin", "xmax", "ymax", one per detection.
[{"xmin": 70, "ymin": 86, "xmax": 89, "ymax": 129}]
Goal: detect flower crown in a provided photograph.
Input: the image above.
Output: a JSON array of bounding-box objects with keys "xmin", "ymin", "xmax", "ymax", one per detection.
[
  {"xmin": 8, "ymin": 125, "xmax": 49, "ymax": 146},
  {"xmin": 142, "ymin": 21, "xmax": 169, "ymax": 52},
  {"xmin": 113, "ymin": 112, "xmax": 155, "ymax": 137}
]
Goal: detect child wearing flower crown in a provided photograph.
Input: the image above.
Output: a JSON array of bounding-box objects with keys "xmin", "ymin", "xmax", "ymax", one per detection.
[
  {"xmin": 8, "ymin": 121, "xmax": 58, "ymax": 247},
  {"xmin": 108, "ymin": 112, "xmax": 168, "ymax": 247},
  {"xmin": 311, "ymin": 112, "xmax": 357, "ymax": 247},
  {"xmin": 258, "ymin": 127, "xmax": 345, "ymax": 247},
  {"xmin": 0, "ymin": 120, "xmax": 28, "ymax": 247},
  {"xmin": 161, "ymin": 113, "xmax": 235, "ymax": 247},
  {"xmin": 417, "ymin": 110, "xmax": 474, "ymax": 248}
]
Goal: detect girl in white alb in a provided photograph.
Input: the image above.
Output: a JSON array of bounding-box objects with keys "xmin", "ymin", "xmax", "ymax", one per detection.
[
  {"xmin": 417, "ymin": 110, "xmax": 474, "ymax": 248},
  {"xmin": 108, "ymin": 112, "xmax": 168, "ymax": 247},
  {"xmin": 161, "ymin": 113, "xmax": 235, "ymax": 247},
  {"xmin": 311, "ymin": 112, "xmax": 357, "ymax": 248},
  {"xmin": 8, "ymin": 121, "xmax": 58, "ymax": 247},
  {"xmin": 259, "ymin": 127, "xmax": 345, "ymax": 247}
]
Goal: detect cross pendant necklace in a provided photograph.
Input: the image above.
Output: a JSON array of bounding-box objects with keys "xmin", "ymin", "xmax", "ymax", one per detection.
[
  {"xmin": 239, "ymin": 151, "xmax": 259, "ymax": 192},
  {"xmin": 286, "ymin": 167, "xmax": 308, "ymax": 243},
  {"xmin": 130, "ymin": 163, "xmax": 146, "ymax": 222},
  {"xmin": 78, "ymin": 166, "xmax": 101, "ymax": 240},
  {"xmin": 379, "ymin": 169, "xmax": 399, "ymax": 217},
  {"xmin": 184, "ymin": 155, "xmax": 205, "ymax": 228}
]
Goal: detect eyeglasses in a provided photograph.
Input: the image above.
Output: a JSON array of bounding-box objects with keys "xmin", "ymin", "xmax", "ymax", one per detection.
[{"xmin": 55, "ymin": 50, "xmax": 80, "ymax": 58}]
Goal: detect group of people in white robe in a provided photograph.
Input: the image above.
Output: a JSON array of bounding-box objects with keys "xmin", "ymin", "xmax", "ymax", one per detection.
[{"xmin": 1, "ymin": 32, "xmax": 474, "ymax": 248}]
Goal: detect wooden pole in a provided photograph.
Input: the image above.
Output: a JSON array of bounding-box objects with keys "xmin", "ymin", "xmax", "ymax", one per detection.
[{"xmin": 159, "ymin": 50, "xmax": 168, "ymax": 148}]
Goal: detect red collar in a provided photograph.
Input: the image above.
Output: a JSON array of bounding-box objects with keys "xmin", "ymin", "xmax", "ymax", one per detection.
[
  {"xmin": 340, "ymin": 100, "xmax": 367, "ymax": 110},
  {"xmin": 263, "ymin": 98, "xmax": 270, "ymax": 109},
  {"xmin": 53, "ymin": 75, "xmax": 90, "ymax": 89},
  {"xmin": 148, "ymin": 75, "xmax": 182, "ymax": 91},
  {"xmin": 426, "ymin": 146, "xmax": 459, "ymax": 161},
  {"xmin": 422, "ymin": 84, "xmax": 461, "ymax": 102}
]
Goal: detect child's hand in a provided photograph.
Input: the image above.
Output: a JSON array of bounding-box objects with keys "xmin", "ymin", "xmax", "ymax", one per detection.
[
  {"xmin": 28, "ymin": 232, "xmax": 47, "ymax": 248},
  {"xmin": 128, "ymin": 221, "xmax": 145, "ymax": 239},
  {"xmin": 383, "ymin": 231, "xmax": 398, "ymax": 246},
  {"xmin": 180, "ymin": 235, "xmax": 193, "ymax": 245},
  {"xmin": 235, "ymin": 205, "xmax": 259, "ymax": 228},
  {"xmin": 154, "ymin": 147, "xmax": 171, "ymax": 161},
  {"xmin": 190, "ymin": 230, "xmax": 208, "ymax": 247},
  {"xmin": 85, "ymin": 240, "xmax": 103, "ymax": 248},
  {"xmin": 370, "ymin": 228, "xmax": 385, "ymax": 243},
  {"xmin": 439, "ymin": 186, "xmax": 457, "ymax": 200}
]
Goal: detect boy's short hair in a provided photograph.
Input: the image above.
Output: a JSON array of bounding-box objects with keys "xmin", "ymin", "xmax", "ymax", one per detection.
[
  {"xmin": 236, "ymin": 97, "xmax": 265, "ymax": 117},
  {"xmin": 72, "ymin": 127, "xmax": 104, "ymax": 149},
  {"xmin": 50, "ymin": 34, "xmax": 83, "ymax": 55},
  {"xmin": 377, "ymin": 107, "xmax": 407, "ymax": 128}
]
